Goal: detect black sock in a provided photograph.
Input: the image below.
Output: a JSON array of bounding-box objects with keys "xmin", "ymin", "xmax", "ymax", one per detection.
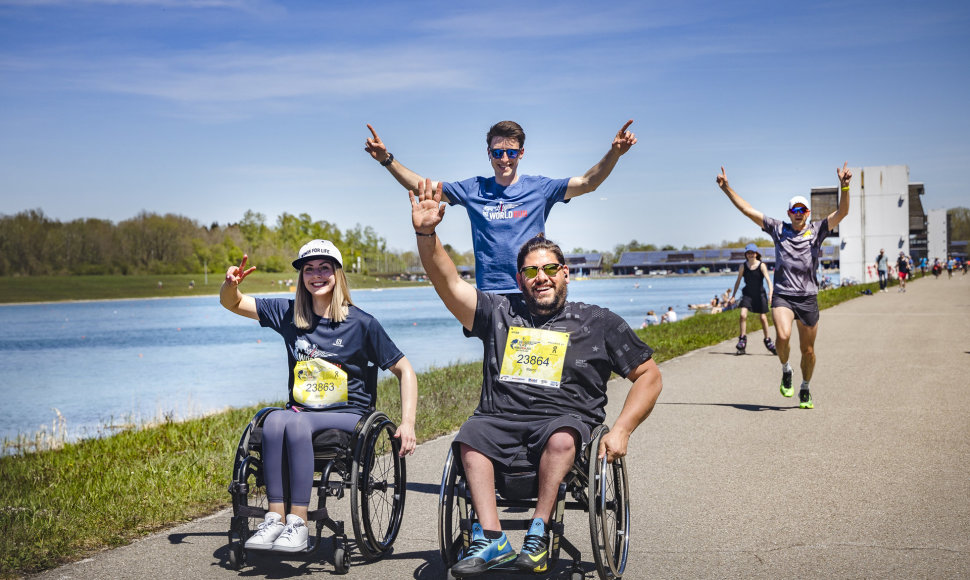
[{"xmin": 483, "ymin": 529, "xmax": 503, "ymax": 540}]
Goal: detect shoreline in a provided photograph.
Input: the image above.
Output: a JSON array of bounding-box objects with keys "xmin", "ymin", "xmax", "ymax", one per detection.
[{"xmin": 0, "ymin": 269, "xmax": 842, "ymax": 306}]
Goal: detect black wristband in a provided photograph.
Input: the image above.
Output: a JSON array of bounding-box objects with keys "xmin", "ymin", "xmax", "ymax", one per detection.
[
  {"xmin": 380, "ymin": 152, "xmax": 394, "ymax": 167},
  {"xmin": 415, "ymin": 231, "xmax": 435, "ymax": 237}
]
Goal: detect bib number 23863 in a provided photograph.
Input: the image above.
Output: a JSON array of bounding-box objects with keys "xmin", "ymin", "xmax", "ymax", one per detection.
[{"xmin": 293, "ymin": 359, "xmax": 348, "ymax": 408}]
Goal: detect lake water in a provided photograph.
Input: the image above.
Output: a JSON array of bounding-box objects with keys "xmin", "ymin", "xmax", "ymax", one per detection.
[{"xmin": 0, "ymin": 273, "xmax": 837, "ymax": 443}]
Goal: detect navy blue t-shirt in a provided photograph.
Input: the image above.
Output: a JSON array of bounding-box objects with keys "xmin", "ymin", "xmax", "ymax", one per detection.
[{"xmin": 256, "ymin": 298, "xmax": 404, "ymax": 414}]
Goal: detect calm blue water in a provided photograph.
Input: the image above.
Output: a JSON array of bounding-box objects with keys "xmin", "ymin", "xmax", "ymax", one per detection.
[{"xmin": 0, "ymin": 274, "xmax": 837, "ymax": 443}]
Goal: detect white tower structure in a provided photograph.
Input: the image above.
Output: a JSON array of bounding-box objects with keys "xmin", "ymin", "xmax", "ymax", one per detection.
[
  {"xmin": 927, "ymin": 209, "xmax": 949, "ymax": 263},
  {"xmin": 836, "ymin": 165, "xmax": 911, "ymax": 283}
]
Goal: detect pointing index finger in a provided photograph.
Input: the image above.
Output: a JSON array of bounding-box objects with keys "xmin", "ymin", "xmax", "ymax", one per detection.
[
  {"xmin": 366, "ymin": 123, "xmax": 380, "ymax": 142},
  {"xmin": 618, "ymin": 119, "xmax": 633, "ymax": 134}
]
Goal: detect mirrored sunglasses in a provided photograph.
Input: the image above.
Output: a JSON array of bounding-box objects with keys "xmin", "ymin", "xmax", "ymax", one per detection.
[
  {"xmin": 489, "ymin": 148, "xmax": 522, "ymax": 160},
  {"xmin": 789, "ymin": 206, "xmax": 809, "ymax": 215},
  {"xmin": 519, "ymin": 263, "xmax": 563, "ymax": 279}
]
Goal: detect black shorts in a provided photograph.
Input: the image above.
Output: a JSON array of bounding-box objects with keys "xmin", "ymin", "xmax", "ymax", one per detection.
[
  {"xmin": 453, "ymin": 413, "xmax": 594, "ymax": 468},
  {"xmin": 739, "ymin": 292, "xmax": 769, "ymax": 314},
  {"xmin": 771, "ymin": 293, "xmax": 820, "ymax": 327}
]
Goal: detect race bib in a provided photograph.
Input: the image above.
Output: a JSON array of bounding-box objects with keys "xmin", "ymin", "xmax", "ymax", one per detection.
[
  {"xmin": 499, "ymin": 327, "xmax": 569, "ymax": 388},
  {"xmin": 292, "ymin": 359, "xmax": 348, "ymax": 408}
]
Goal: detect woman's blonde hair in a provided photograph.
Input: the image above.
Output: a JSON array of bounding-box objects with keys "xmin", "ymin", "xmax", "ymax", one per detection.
[{"xmin": 293, "ymin": 259, "xmax": 353, "ymax": 330}]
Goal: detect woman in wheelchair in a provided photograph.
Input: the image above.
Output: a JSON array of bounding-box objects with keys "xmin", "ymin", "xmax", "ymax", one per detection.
[{"xmin": 220, "ymin": 239, "xmax": 417, "ymax": 554}]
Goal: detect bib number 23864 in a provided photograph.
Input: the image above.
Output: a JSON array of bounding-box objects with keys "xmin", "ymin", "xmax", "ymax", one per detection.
[{"xmin": 499, "ymin": 327, "xmax": 569, "ymax": 388}]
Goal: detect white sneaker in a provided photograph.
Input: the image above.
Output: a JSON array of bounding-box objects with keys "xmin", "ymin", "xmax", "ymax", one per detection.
[
  {"xmin": 272, "ymin": 514, "xmax": 309, "ymax": 552},
  {"xmin": 244, "ymin": 512, "xmax": 284, "ymax": 550}
]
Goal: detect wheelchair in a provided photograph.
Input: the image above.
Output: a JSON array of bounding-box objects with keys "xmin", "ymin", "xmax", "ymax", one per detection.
[
  {"xmin": 438, "ymin": 425, "xmax": 630, "ymax": 579},
  {"xmin": 226, "ymin": 363, "xmax": 406, "ymax": 573}
]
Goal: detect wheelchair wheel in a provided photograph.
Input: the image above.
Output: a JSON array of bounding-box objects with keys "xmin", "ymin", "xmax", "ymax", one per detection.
[
  {"xmin": 588, "ymin": 429, "xmax": 631, "ymax": 579},
  {"xmin": 228, "ymin": 413, "xmax": 273, "ymax": 569},
  {"xmin": 228, "ymin": 543, "xmax": 244, "ymax": 570},
  {"xmin": 437, "ymin": 447, "xmax": 464, "ymax": 567},
  {"xmin": 333, "ymin": 545, "xmax": 349, "ymax": 574},
  {"xmin": 350, "ymin": 412, "xmax": 407, "ymax": 559}
]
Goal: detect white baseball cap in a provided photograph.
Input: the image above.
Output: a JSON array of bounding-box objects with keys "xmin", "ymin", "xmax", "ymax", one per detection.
[
  {"xmin": 788, "ymin": 195, "xmax": 810, "ymax": 211},
  {"xmin": 292, "ymin": 239, "xmax": 343, "ymax": 269}
]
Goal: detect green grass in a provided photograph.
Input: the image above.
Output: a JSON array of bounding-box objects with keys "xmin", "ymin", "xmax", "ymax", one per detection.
[
  {"xmin": 0, "ymin": 279, "xmax": 880, "ymax": 578},
  {"xmin": 0, "ymin": 272, "xmax": 420, "ymax": 303}
]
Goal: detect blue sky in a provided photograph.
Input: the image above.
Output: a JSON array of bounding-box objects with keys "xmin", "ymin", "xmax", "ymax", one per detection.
[{"xmin": 1, "ymin": 0, "xmax": 968, "ymax": 254}]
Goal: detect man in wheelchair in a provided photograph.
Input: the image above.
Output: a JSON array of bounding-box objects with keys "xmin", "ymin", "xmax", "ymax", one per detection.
[{"xmin": 411, "ymin": 179, "xmax": 663, "ymax": 576}]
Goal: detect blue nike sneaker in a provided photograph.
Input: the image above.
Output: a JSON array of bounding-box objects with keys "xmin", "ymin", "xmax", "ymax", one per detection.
[
  {"xmin": 450, "ymin": 522, "xmax": 516, "ymax": 577},
  {"xmin": 514, "ymin": 518, "xmax": 549, "ymax": 573}
]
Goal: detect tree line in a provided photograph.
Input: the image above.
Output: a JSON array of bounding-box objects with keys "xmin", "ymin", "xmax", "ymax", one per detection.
[
  {"xmin": 0, "ymin": 209, "xmax": 470, "ymax": 277},
  {"xmin": 3, "ymin": 207, "xmax": 965, "ymax": 277}
]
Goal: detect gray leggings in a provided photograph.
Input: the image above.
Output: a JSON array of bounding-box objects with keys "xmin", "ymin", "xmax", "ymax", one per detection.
[{"xmin": 261, "ymin": 408, "xmax": 362, "ymax": 506}]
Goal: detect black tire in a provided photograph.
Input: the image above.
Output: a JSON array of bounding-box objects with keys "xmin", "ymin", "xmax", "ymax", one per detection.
[
  {"xmin": 333, "ymin": 545, "xmax": 349, "ymax": 574},
  {"xmin": 228, "ymin": 544, "xmax": 243, "ymax": 570},
  {"xmin": 351, "ymin": 412, "xmax": 406, "ymax": 559},
  {"xmin": 588, "ymin": 428, "xmax": 630, "ymax": 579},
  {"xmin": 437, "ymin": 447, "xmax": 464, "ymax": 567}
]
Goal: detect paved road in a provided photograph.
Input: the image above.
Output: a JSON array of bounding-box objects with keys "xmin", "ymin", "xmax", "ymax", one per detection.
[{"xmin": 32, "ymin": 275, "xmax": 969, "ymax": 579}]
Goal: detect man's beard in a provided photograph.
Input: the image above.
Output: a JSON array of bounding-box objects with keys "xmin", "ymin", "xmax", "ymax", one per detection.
[{"xmin": 523, "ymin": 280, "xmax": 567, "ymax": 317}]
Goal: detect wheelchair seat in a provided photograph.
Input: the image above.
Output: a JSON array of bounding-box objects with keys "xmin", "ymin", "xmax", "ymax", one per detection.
[
  {"xmin": 438, "ymin": 425, "xmax": 630, "ymax": 579},
  {"xmin": 226, "ymin": 363, "xmax": 406, "ymax": 574}
]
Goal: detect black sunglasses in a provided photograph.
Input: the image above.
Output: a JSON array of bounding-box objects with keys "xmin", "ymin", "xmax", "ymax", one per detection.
[
  {"xmin": 518, "ymin": 263, "xmax": 563, "ymax": 279},
  {"xmin": 489, "ymin": 148, "xmax": 522, "ymax": 160}
]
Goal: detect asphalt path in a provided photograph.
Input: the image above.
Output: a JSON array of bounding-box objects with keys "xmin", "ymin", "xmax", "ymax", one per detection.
[{"xmin": 31, "ymin": 274, "xmax": 969, "ymax": 579}]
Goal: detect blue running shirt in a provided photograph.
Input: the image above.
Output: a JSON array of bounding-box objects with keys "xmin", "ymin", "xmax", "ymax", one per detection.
[{"xmin": 442, "ymin": 175, "xmax": 570, "ymax": 292}]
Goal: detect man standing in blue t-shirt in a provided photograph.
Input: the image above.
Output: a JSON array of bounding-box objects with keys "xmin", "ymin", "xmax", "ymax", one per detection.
[
  {"xmin": 365, "ymin": 120, "xmax": 638, "ymax": 293},
  {"xmin": 716, "ymin": 163, "xmax": 852, "ymax": 410}
]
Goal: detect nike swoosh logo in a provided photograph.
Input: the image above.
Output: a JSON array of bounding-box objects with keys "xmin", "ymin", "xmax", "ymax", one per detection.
[
  {"xmin": 534, "ymin": 563, "xmax": 548, "ymax": 572},
  {"xmin": 498, "ymin": 538, "xmax": 508, "ymax": 550},
  {"xmin": 529, "ymin": 551, "xmax": 547, "ymax": 562}
]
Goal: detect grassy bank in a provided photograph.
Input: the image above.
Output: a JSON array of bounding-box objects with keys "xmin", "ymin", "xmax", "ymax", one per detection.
[
  {"xmin": 0, "ymin": 272, "xmax": 420, "ymax": 304},
  {"xmin": 0, "ymin": 281, "xmax": 879, "ymax": 578}
]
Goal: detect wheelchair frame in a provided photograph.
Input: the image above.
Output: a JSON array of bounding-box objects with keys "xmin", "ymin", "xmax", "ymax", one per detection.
[
  {"xmin": 226, "ymin": 363, "xmax": 406, "ymax": 573},
  {"xmin": 437, "ymin": 425, "xmax": 631, "ymax": 579}
]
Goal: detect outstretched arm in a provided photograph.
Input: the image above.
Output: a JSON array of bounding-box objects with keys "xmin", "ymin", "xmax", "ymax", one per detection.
[
  {"xmin": 565, "ymin": 120, "xmax": 637, "ymax": 199},
  {"xmin": 365, "ymin": 124, "xmax": 451, "ymax": 202},
  {"xmin": 411, "ymin": 178, "xmax": 478, "ymax": 330},
  {"xmin": 827, "ymin": 162, "xmax": 852, "ymax": 229},
  {"xmin": 598, "ymin": 357, "xmax": 662, "ymax": 463},
  {"xmin": 388, "ymin": 356, "xmax": 418, "ymax": 457},
  {"xmin": 716, "ymin": 166, "xmax": 764, "ymax": 228},
  {"xmin": 220, "ymin": 255, "xmax": 258, "ymax": 320}
]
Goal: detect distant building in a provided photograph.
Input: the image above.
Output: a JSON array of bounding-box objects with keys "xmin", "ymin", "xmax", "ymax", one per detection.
[
  {"xmin": 611, "ymin": 246, "xmax": 840, "ymax": 275},
  {"xmin": 926, "ymin": 208, "xmax": 949, "ymax": 263},
  {"xmin": 564, "ymin": 253, "xmax": 603, "ymax": 276},
  {"xmin": 825, "ymin": 165, "xmax": 926, "ymax": 284}
]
